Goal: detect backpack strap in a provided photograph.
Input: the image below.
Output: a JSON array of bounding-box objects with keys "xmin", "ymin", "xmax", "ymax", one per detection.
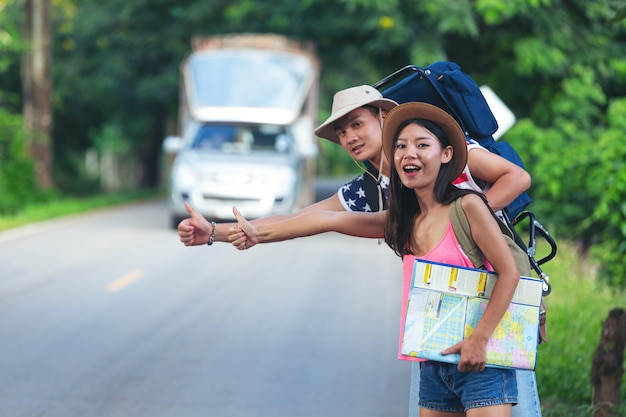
[
  {"xmin": 449, "ymin": 197, "xmax": 531, "ymax": 277},
  {"xmin": 449, "ymin": 198, "xmax": 485, "ymax": 269}
]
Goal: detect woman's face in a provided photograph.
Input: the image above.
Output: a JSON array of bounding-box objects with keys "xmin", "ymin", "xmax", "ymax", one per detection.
[{"xmin": 393, "ymin": 122, "xmax": 452, "ymax": 190}]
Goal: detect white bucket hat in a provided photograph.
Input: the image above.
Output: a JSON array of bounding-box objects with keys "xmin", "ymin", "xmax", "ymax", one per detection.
[{"xmin": 314, "ymin": 85, "xmax": 398, "ymax": 144}]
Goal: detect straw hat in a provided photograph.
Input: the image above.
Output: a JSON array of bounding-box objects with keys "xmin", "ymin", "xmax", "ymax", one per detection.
[
  {"xmin": 315, "ymin": 85, "xmax": 398, "ymax": 143},
  {"xmin": 382, "ymin": 102, "xmax": 467, "ymax": 179}
]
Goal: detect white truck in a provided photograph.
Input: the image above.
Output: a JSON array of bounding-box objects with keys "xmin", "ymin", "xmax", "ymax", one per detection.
[{"xmin": 163, "ymin": 34, "xmax": 319, "ymax": 227}]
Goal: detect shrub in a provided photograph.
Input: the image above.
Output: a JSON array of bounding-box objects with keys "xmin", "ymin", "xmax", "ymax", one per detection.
[
  {"xmin": 535, "ymin": 240, "xmax": 626, "ymax": 415},
  {"xmin": 0, "ymin": 109, "xmax": 41, "ymax": 214}
]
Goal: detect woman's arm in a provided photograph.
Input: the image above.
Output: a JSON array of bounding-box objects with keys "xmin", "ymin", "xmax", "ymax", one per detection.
[
  {"xmin": 442, "ymin": 193, "xmax": 521, "ymax": 371},
  {"xmin": 229, "ymin": 207, "xmax": 387, "ymax": 249},
  {"xmin": 467, "ymin": 147, "xmax": 531, "ymax": 212}
]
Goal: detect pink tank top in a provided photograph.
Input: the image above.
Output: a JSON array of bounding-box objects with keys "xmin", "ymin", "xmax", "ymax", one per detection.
[{"xmin": 398, "ymin": 221, "xmax": 475, "ymax": 361}]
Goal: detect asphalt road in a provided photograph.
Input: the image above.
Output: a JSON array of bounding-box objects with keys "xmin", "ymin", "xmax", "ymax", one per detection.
[{"xmin": 0, "ymin": 199, "xmax": 410, "ymax": 417}]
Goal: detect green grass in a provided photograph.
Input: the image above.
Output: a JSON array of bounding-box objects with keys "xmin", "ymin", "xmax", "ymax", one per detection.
[
  {"xmin": 0, "ymin": 189, "xmax": 162, "ymax": 232},
  {"xmin": 536, "ymin": 239, "xmax": 626, "ymax": 416}
]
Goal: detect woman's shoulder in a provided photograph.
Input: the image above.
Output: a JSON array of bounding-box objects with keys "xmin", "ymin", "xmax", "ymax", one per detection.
[{"xmin": 458, "ymin": 193, "xmax": 489, "ymax": 215}]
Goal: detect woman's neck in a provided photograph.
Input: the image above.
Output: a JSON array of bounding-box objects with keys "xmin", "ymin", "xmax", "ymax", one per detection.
[{"xmin": 414, "ymin": 190, "xmax": 441, "ymax": 214}]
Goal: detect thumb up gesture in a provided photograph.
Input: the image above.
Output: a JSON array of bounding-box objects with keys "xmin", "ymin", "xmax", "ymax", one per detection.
[
  {"xmin": 178, "ymin": 202, "xmax": 213, "ymax": 246},
  {"xmin": 228, "ymin": 206, "xmax": 259, "ymax": 250}
]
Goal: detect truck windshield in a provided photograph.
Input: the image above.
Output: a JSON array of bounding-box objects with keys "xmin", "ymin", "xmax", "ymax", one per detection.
[
  {"xmin": 189, "ymin": 49, "xmax": 314, "ymax": 112},
  {"xmin": 190, "ymin": 124, "xmax": 290, "ymax": 154}
]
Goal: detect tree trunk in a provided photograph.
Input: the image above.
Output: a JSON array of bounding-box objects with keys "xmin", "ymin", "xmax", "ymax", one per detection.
[
  {"xmin": 591, "ymin": 308, "xmax": 626, "ymax": 417},
  {"xmin": 22, "ymin": 0, "xmax": 53, "ymax": 189}
]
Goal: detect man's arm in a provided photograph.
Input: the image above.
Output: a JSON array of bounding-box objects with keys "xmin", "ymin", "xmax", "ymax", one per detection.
[{"xmin": 467, "ymin": 147, "xmax": 531, "ymax": 212}]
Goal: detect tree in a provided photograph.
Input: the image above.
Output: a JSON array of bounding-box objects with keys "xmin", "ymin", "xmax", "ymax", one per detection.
[
  {"xmin": 23, "ymin": 0, "xmax": 53, "ymax": 189},
  {"xmin": 0, "ymin": 0, "xmax": 39, "ymax": 214}
]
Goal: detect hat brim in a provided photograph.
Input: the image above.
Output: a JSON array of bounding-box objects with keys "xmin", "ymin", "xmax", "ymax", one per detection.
[
  {"xmin": 315, "ymin": 98, "xmax": 398, "ymax": 144},
  {"xmin": 382, "ymin": 102, "xmax": 467, "ymax": 180}
]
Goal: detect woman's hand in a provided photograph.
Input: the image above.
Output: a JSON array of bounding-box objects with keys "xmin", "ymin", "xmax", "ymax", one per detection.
[
  {"xmin": 228, "ymin": 206, "xmax": 260, "ymax": 250},
  {"xmin": 441, "ymin": 334, "xmax": 488, "ymax": 373}
]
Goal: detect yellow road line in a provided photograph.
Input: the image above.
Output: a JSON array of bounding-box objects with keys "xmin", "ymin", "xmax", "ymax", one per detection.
[{"xmin": 106, "ymin": 269, "xmax": 144, "ymax": 292}]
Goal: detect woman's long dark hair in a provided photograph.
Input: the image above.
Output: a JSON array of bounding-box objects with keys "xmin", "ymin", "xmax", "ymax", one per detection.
[{"xmin": 384, "ymin": 118, "xmax": 481, "ymax": 257}]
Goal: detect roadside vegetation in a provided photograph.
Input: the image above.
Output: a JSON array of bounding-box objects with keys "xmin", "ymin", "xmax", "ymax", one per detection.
[
  {"xmin": 534, "ymin": 239, "xmax": 625, "ymax": 416},
  {"xmin": 0, "ymin": 190, "xmax": 161, "ymax": 232}
]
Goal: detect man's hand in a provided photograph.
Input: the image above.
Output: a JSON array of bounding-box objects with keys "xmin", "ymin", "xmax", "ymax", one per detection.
[
  {"xmin": 178, "ymin": 202, "xmax": 212, "ymax": 246},
  {"xmin": 228, "ymin": 206, "xmax": 259, "ymax": 250}
]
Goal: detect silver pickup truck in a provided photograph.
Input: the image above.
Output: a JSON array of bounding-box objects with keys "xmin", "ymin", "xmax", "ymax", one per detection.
[{"xmin": 163, "ymin": 35, "xmax": 319, "ymax": 227}]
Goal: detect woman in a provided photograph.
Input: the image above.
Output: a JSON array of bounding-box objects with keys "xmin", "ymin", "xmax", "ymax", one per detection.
[{"xmin": 229, "ymin": 102, "xmax": 521, "ymax": 416}]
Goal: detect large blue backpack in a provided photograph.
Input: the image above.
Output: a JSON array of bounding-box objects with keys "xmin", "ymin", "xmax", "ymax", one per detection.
[{"xmin": 373, "ymin": 61, "xmax": 531, "ymax": 219}]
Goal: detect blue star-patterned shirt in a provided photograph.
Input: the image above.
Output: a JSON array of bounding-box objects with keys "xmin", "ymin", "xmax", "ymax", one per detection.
[{"xmin": 338, "ymin": 172, "xmax": 389, "ymax": 212}]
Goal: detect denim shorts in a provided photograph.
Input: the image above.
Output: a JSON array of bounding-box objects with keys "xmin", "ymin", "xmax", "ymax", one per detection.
[{"xmin": 419, "ymin": 361, "xmax": 518, "ymax": 412}]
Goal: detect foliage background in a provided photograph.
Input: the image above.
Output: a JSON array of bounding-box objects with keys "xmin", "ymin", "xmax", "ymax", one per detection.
[{"xmin": 0, "ymin": 1, "xmax": 625, "ymax": 413}]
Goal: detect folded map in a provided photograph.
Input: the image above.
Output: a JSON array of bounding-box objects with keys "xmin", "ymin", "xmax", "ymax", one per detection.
[{"xmin": 401, "ymin": 259, "xmax": 543, "ymax": 370}]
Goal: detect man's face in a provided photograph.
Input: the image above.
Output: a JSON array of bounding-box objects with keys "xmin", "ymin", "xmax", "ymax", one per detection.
[{"xmin": 332, "ymin": 107, "xmax": 383, "ymax": 162}]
